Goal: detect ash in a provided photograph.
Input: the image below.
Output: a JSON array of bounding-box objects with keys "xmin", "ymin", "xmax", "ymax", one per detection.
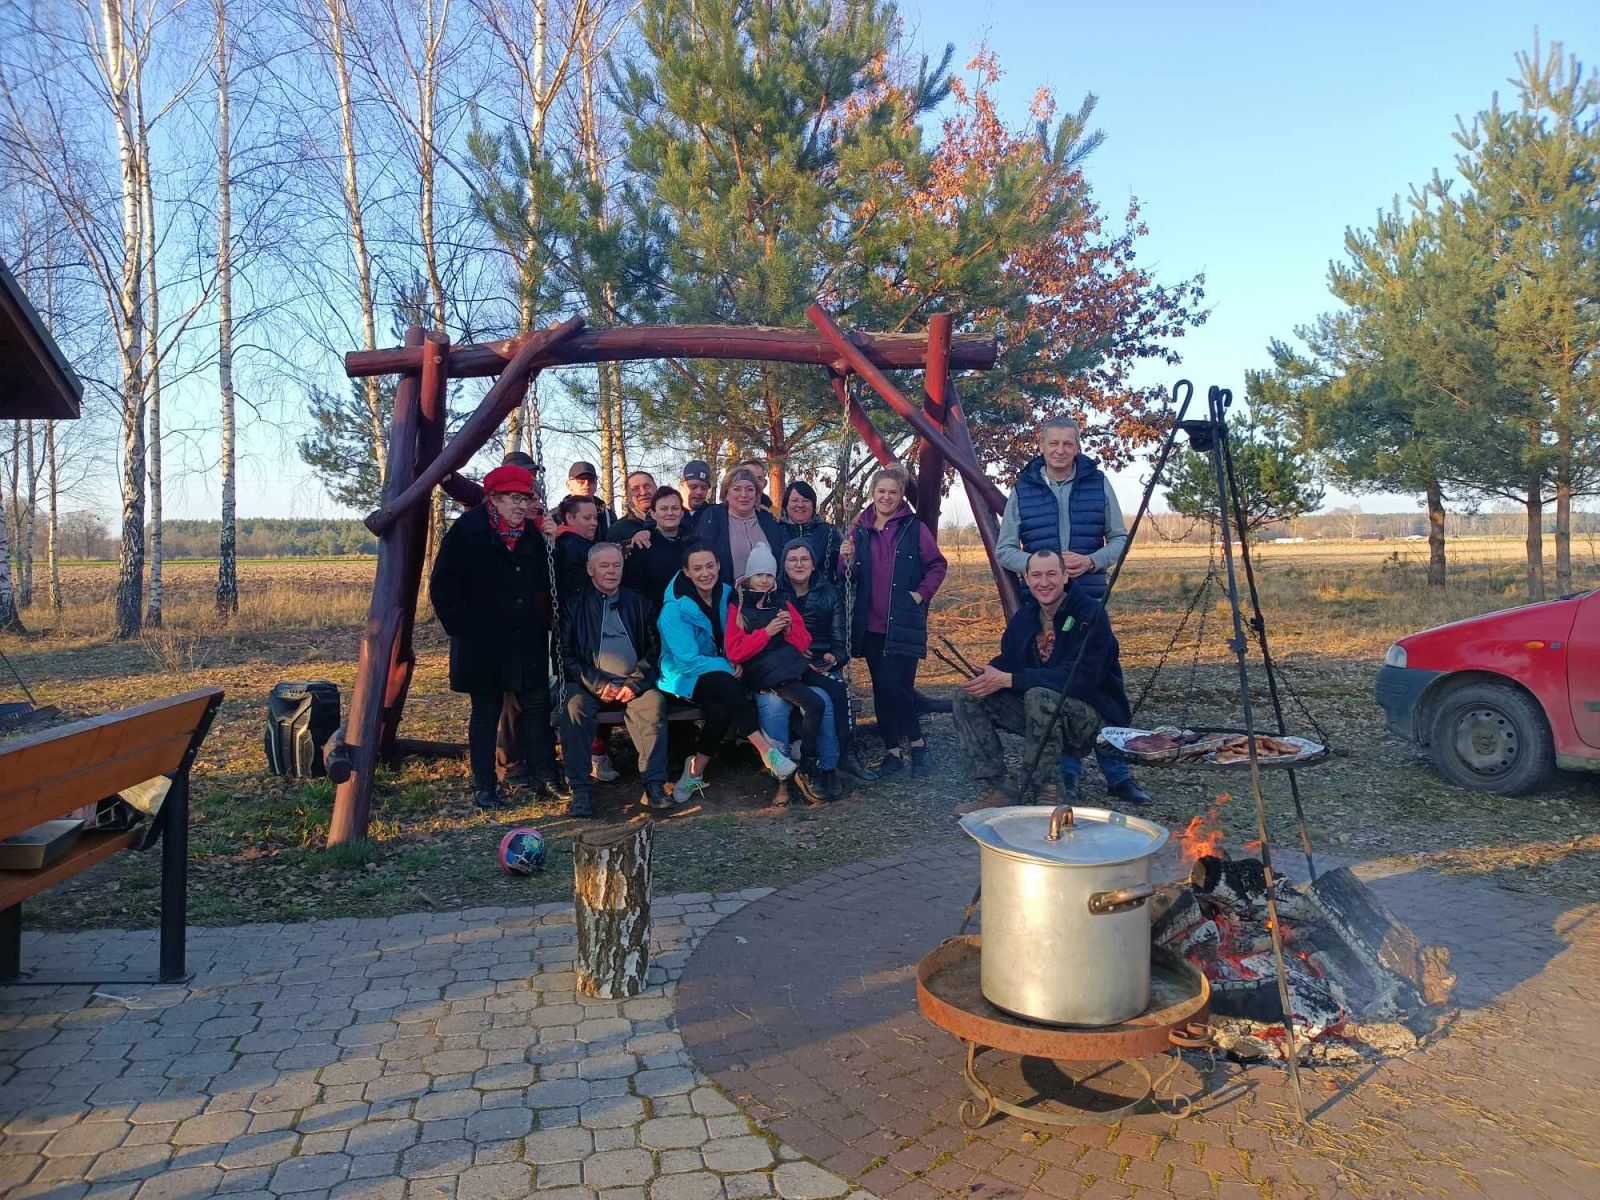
[{"xmin": 1153, "ymin": 855, "xmax": 1455, "ymax": 1064}]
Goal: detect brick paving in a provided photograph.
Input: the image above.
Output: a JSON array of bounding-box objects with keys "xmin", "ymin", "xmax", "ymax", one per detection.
[
  {"xmin": 0, "ymin": 892, "xmax": 866, "ymax": 1200},
  {"xmin": 5, "ymin": 846, "xmax": 1599, "ymax": 1200},
  {"xmin": 677, "ymin": 842, "xmax": 1600, "ymax": 1199}
]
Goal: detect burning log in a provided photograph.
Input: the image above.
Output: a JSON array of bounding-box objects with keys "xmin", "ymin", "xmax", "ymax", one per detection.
[{"xmin": 1307, "ymin": 868, "xmax": 1457, "ymax": 1007}]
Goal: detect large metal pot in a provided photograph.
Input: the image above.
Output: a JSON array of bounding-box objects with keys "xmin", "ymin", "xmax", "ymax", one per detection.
[{"xmin": 959, "ymin": 805, "xmax": 1169, "ymax": 1027}]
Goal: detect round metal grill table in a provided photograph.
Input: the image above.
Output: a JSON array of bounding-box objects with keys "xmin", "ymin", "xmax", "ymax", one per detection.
[{"xmin": 915, "ymin": 935, "xmax": 1213, "ymax": 1128}]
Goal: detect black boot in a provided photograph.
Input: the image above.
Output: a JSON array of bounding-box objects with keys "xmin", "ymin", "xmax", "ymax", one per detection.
[
  {"xmin": 837, "ymin": 751, "xmax": 878, "ymax": 783},
  {"xmin": 876, "ymin": 750, "xmax": 905, "ymax": 776},
  {"xmin": 1108, "ymin": 777, "xmax": 1152, "ymax": 806},
  {"xmin": 820, "ymin": 769, "xmax": 844, "ymax": 801},
  {"xmin": 793, "ymin": 768, "xmax": 826, "ymax": 805},
  {"xmin": 567, "ymin": 791, "xmax": 596, "ymax": 818},
  {"xmin": 909, "ymin": 743, "xmax": 932, "ymax": 778},
  {"xmin": 475, "ymin": 787, "xmax": 505, "ymax": 810}
]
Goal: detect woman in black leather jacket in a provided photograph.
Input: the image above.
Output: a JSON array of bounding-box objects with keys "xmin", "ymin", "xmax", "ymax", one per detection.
[{"xmin": 778, "ymin": 539, "xmax": 876, "ymax": 782}]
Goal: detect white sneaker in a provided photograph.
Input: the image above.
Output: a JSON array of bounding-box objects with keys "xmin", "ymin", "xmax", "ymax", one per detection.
[{"xmin": 591, "ymin": 754, "xmax": 620, "ymax": 782}]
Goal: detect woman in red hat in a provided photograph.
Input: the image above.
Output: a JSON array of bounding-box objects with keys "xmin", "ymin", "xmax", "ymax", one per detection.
[{"xmin": 430, "ymin": 464, "xmax": 563, "ymax": 809}]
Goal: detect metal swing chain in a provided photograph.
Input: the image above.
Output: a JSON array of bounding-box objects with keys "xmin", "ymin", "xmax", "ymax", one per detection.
[
  {"xmin": 1127, "ymin": 562, "xmax": 1216, "ymax": 722},
  {"xmin": 1180, "ymin": 549, "xmax": 1221, "ymax": 730},
  {"xmin": 529, "ymin": 375, "xmax": 566, "ymax": 708},
  {"xmin": 838, "ymin": 378, "xmax": 862, "ymax": 720}
]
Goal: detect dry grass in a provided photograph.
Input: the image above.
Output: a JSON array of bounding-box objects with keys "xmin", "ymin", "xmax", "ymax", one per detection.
[{"xmin": 3, "ymin": 539, "xmax": 1597, "ymax": 932}]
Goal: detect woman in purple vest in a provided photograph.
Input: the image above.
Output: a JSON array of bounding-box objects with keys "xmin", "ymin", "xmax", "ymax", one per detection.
[{"xmin": 839, "ymin": 468, "xmax": 948, "ymax": 777}]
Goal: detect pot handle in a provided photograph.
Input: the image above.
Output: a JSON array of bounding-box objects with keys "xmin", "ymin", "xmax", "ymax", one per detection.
[
  {"xmin": 1087, "ymin": 883, "xmax": 1155, "ymax": 916},
  {"xmin": 1045, "ymin": 804, "xmax": 1074, "ymax": 842}
]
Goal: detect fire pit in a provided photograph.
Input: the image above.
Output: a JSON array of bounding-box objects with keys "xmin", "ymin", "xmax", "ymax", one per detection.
[
  {"xmin": 915, "ymin": 935, "xmax": 1213, "ymax": 1127},
  {"xmin": 1153, "ymin": 848, "xmax": 1456, "ymax": 1062}
]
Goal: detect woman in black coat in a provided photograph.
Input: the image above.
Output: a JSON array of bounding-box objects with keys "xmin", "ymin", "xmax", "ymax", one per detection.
[
  {"xmin": 690, "ymin": 469, "xmax": 786, "ymax": 585},
  {"xmin": 429, "ymin": 466, "xmax": 562, "ymax": 809},
  {"xmin": 777, "ymin": 538, "xmax": 876, "ymax": 782}
]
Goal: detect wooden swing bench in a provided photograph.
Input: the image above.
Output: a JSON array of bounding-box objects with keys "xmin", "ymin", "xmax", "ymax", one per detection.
[{"xmin": 0, "ymin": 688, "xmax": 223, "ymax": 985}]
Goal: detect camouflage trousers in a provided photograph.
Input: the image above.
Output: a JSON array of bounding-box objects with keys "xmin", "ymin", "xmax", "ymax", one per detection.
[{"xmin": 953, "ymin": 687, "xmax": 1103, "ymax": 790}]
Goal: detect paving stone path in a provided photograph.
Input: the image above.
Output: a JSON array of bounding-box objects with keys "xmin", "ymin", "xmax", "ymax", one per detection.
[
  {"xmin": 0, "ymin": 891, "xmax": 866, "ymax": 1200},
  {"xmin": 7, "ymin": 846, "xmax": 1600, "ymax": 1200},
  {"xmin": 677, "ymin": 844, "xmax": 1600, "ymax": 1199}
]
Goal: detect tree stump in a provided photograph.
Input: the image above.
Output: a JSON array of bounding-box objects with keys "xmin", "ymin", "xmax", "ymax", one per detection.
[{"xmin": 574, "ymin": 818, "xmax": 654, "ymax": 999}]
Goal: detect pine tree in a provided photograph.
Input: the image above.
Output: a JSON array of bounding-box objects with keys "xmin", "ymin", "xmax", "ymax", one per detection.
[{"xmin": 1164, "ymin": 414, "xmax": 1324, "ymax": 535}]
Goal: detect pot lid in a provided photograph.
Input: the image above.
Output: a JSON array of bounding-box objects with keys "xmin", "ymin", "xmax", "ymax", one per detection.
[{"xmin": 959, "ymin": 805, "xmax": 1169, "ymax": 867}]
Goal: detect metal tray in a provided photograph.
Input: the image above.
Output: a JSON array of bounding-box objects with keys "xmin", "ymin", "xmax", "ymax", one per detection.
[
  {"xmin": 1098, "ymin": 727, "xmax": 1327, "ymax": 770},
  {"xmin": 0, "ymin": 819, "xmax": 84, "ymax": 871}
]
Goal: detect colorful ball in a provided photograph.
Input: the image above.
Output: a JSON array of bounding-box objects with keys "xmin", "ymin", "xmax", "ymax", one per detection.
[{"xmin": 497, "ymin": 827, "xmax": 548, "ymax": 875}]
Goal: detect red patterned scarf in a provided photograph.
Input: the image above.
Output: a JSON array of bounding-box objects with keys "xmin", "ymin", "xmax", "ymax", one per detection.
[{"xmin": 487, "ymin": 504, "xmax": 525, "ymax": 551}]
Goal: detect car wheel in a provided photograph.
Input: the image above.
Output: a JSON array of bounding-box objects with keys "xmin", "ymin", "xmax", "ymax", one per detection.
[{"xmin": 1426, "ymin": 681, "xmax": 1554, "ymax": 795}]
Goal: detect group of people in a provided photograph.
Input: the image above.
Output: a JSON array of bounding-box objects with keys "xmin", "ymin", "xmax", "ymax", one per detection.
[{"xmin": 428, "ymin": 413, "xmax": 1149, "ymax": 819}]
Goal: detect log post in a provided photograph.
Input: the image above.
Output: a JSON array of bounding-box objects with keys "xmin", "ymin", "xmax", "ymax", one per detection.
[
  {"xmin": 380, "ymin": 332, "xmax": 450, "ymax": 761},
  {"xmin": 328, "ymin": 327, "xmax": 425, "ymax": 846},
  {"xmin": 913, "ymin": 314, "xmax": 952, "ymax": 533},
  {"xmin": 574, "ymin": 818, "xmax": 654, "ymax": 999}
]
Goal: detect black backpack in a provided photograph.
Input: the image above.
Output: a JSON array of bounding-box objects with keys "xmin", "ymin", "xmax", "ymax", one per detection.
[{"xmin": 264, "ymin": 682, "xmax": 340, "ymax": 778}]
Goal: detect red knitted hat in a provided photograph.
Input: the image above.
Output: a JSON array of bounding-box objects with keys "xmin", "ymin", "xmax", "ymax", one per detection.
[{"xmin": 482, "ymin": 464, "xmax": 534, "ymax": 495}]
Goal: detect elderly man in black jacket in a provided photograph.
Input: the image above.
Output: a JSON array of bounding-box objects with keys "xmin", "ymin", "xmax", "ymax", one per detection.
[
  {"xmin": 558, "ymin": 541, "xmax": 673, "ymax": 817},
  {"xmin": 429, "ymin": 464, "xmax": 562, "ymax": 810},
  {"xmin": 953, "ymin": 549, "xmax": 1149, "ymax": 808}
]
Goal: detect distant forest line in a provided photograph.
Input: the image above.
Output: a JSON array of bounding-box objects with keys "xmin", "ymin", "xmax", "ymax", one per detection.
[{"xmin": 42, "ymin": 508, "xmax": 1600, "ymax": 562}]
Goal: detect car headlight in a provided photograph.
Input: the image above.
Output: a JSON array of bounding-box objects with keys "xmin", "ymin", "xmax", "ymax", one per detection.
[{"xmin": 1383, "ymin": 644, "xmax": 1408, "ymax": 669}]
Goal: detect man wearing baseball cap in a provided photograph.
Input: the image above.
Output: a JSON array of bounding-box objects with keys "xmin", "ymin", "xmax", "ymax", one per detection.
[
  {"xmin": 567, "ymin": 460, "xmax": 612, "ymax": 540},
  {"xmin": 430, "ymin": 463, "xmax": 563, "ymax": 809},
  {"xmin": 680, "ymin": 460, "xmax": 712, "ymax": 530}
]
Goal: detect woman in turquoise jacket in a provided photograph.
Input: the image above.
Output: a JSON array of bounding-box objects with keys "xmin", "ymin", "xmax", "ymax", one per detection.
[{"xmin": 658, "ymin": 540, "xmax": 797, "ymax": 799}]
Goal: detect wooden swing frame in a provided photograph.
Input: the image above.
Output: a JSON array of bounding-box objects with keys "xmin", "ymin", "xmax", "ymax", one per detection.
[{"xmin": 326, "ymin": 303, "xmax": 1015, "ymax": 846}]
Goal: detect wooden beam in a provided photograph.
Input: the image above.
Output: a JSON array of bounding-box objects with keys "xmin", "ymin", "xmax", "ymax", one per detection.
[
  {"xmin": 805, "ymin": 304, "xmax": 1009, "ymax": 515},
  {"xmin": 364, "ymin": 317, "xmax": 584, "ymax": 536},
  {"xmin": 829, "ymin": 374, "xmax": 897, "ymax": 468},
  {"xmin": 347, "ymin": 323, "xmax": 998, "ymax": 380},
  {"xmin": 914, "ymin": 314, "xmax": 953, "ymax": 534},
  {"xmin": 330, "ymin": 327, "xmax": 427, "ymax": 846},
  {"xmin": 380, "ymin": 332, "xmax": 449, "ymax": 762},
  {"xmin": 943, "ymin": 376, "xmax": 1022, "ymax": 617}
]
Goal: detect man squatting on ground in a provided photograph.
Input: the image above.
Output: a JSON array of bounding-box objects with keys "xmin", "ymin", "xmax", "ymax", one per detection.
[
  {"xmin": 994, "ymin": 415, "xmax": 1150, "ymax": 805},
  {"xmin": 954, "ymin": 549, "xmax": 1135, "ymax": 808}
]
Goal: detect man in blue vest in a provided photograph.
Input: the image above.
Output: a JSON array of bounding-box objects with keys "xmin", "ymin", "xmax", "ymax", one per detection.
[{"xmin": 995, "ymin": 415, "xmax": 1150, "ymax": 805}]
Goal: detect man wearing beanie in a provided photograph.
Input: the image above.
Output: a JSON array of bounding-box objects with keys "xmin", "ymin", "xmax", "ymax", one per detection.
[{"xmin": 430, "ymin": 463, "xmax": 563, "ymax": 809}]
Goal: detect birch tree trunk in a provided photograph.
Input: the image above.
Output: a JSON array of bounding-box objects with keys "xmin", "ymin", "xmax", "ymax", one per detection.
[
  {"xmin": 214, "ymin": 0, "xmax": 238, "ymax": 616},
  {"xmin": 138, "ymin": 93, "xmax": 163, "ymax": 630},
  {"xmin": 21, "ymin": 421, "xmax": 35, "ymax": 608},
  {"xmin": 574, "ymin": 819, "xmax": 653, "ymax": 999},
  {"xmin": 46, "ymin": 421, "xmax": 61, "ymax": 614},
  {"xmin": 0, "ymin": 486, "xmax": 21, "ymax": 634},
  {"xmin": 103, "ymin": 0, "xmax": 148, "ymax": 641},
  {"xmin": 324, "ymin": 0, "xmax": 385, "ymax": 491}
]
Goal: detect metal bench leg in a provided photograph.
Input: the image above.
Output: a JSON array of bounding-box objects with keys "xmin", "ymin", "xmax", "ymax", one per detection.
[
  {"xmin": 159, "ymin": 771, "xmax": 189, "ymax": 983},
  {"xmin": 1, "ymin": 903, "xmax": 20, "ymax": 983}
]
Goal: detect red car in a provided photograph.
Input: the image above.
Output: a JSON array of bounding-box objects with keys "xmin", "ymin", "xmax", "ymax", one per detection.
[{"xmin": 1375, "ymin": 587, "xmax": 1600, "ymax": 793}]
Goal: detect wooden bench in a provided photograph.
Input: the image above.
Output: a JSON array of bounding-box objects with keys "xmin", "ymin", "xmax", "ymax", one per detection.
[{"xmin": 0, "ymin": 688, "xmax": 224, "ymax": 985}]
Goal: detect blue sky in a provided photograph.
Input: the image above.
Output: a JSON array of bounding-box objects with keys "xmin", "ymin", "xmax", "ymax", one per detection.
[
  {"xmin": 167, "ymin": 1, "xmax": 1592, "ymax": 523},
  {"xmin": 903, "ymin": 0, "xmax": 1596, "ymax": 517}
]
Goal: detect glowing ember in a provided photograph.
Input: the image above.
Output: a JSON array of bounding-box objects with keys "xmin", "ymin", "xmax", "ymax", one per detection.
[{"xmin": 1178, "ymin": 793, "xmax": 1234, "ymax": 862}]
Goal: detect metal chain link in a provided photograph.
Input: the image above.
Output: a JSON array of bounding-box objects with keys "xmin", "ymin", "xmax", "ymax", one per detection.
[{"xmin": 529, "ymin": 375, "xmax": 566, "ymax": 709}]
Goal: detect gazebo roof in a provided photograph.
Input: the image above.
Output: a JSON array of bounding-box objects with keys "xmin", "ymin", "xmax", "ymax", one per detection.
[{"xmin": 0, "ymin": 259, "xmax": 82, "ymax": 420}]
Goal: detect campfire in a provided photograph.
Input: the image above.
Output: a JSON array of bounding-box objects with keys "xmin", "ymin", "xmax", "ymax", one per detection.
[{"xmin": 1153, "ymin": 797, "xmax": 1456, "ymax": 1063}]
